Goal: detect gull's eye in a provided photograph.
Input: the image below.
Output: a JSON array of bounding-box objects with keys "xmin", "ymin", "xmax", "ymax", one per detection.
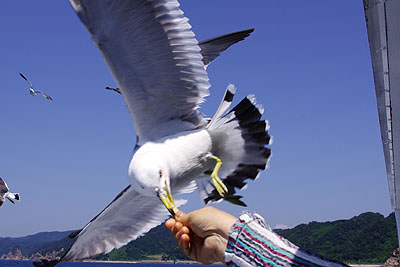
[{"xmin": 159, "ymin": 170, "xmax": 162, "ymax": 178}]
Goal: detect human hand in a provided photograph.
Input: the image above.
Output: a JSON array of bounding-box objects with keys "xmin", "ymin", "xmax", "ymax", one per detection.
[{"xmin": 165, "ymin": 206, "xmax": 237, "ymax": 265}]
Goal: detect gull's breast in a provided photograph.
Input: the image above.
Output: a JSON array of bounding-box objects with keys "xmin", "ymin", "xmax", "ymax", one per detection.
[{"xmin": 163, "ymin": 129, "xmax": 213, "ymax": 179}]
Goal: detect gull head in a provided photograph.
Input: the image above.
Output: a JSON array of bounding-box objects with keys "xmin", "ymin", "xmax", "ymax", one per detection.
[{"xmin": 128, "ymin": 150, "xmax": 176, "ymax": 215}]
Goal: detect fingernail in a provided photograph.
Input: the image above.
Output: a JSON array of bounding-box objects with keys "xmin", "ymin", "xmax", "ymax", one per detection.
[{"xmin": 175, "ymin": 211, "xmax": 184, "ymax": 218}]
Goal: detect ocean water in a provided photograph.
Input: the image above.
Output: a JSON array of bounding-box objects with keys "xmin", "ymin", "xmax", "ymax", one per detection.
[{"xmin": 0, "ymin": 260, "xmax": 221, "ymax": 267}]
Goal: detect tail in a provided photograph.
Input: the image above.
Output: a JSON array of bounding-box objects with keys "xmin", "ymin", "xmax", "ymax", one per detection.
[
  {"xmin": 6, "ymin": 192, "xmax": 20, "ymax": 204},
  {"xmin": 198, "ymin": 84, "xmax": 271, "ymax": 206}
]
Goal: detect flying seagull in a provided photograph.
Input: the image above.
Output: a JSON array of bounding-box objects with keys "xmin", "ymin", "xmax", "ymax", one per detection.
[
  {"xmin": 0, "ymin": 178, "xmax": 20, "ymax": 207},
  {"xmin": 105, "ymin": 29, "xmax": 254, "ymax": 95},
  {"xmin": 34, "ymin": 1, "xmax": 271, "ymax": 266},
  {"xmin": 105, "ymin": 86, "xmax": 122, "ymax": 94},
  {"xmin": 19, "ymin": 73, "xmax": 53, "ymax": 100}
]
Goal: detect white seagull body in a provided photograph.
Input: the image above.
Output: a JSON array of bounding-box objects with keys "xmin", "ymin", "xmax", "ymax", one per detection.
[
  {"xmin": 19, "ymin": 73, "xmax": 53, "ymax": 100},
  {"xmin": 0, "ymin": 178, "xmax": 20, "ymax": 207},
  {"xmin": 34, "ymin": 1, "xmax": 271, "ymax": 266}
]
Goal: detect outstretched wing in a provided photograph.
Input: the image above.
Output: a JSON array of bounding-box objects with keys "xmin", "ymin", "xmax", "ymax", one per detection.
[
  {"xmin": 199, "ymin": 29, "xmax": 254, "ymax": 66},
  {"xmin": 70, "ymin": 0, "xmax": 211, "ymax": 142},
  {"xmin": 40, "ymin": 92, "xmax": 53, "ymax": 100},
  {"xmin": 104, "ymin": 28, "xmax": 253, "ymax": 96},
  {"xmin": 19, "ymin": 73, "xmax": 33, "ymax": 88},
  {"xmin": 0, "ymin": 178, "xmax": 8, "ymax": 207},
  {"xmin": 34, "ymin": 186, "xmax": 174, "ymax": 266},
  {"xmin": 0, "ymin": 178, "xmax": 9, "ymax": 194}
]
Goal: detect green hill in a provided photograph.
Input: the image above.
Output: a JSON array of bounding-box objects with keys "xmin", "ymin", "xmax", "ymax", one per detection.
[
  {"xmin": 94, "ymin": 223, "xmax": 188, "ymax": 261},
  {"xmin": 279, "ymin": 212, "xmax": 398, "ymax": 264},
  {"xmin": 0, "ymin": 231, "xmax": 74, "ymax": 257}
]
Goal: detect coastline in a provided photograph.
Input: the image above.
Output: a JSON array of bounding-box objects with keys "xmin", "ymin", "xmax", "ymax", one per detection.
[
  {"xmin": 0, "ymin": 259, "xmax": 384, "ymax": 266},
  {"xmin": 82, "ymin": 259, "xmax": 222, "ymax": 265}
]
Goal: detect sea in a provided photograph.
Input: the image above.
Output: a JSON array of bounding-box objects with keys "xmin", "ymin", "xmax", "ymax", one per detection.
[{"xmin": 0, "ymin": 261, "xmax": 221, "ymax": 267}]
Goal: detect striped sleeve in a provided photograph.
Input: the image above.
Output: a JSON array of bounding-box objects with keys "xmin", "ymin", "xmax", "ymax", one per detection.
[{"xmin": 224, "ymin": 211, "xmax": 349, "ymax": 267}]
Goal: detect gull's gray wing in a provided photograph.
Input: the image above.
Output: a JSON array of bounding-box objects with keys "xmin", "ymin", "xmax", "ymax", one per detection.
[
  {"xmin": 104, "ymin": 28, "xmax": 253, "ymax": 96},
  {"xmin": 0, "ymin": 178, "xmax": 9, "ymax": 194},
  {"xmin": 70, "ymin": 0, "xmax": 211, "ymax": 142},
  {"xmin": 33, "ymin": 185, "xmax": 173, "ymax": 266},
  {"xmin": 199, "ymin": 29, "xmax": 254, "ymax": 66},
  {"xmin": 40, "ymin": 92, "xmax": 53, "ymax": 100},
  {"xmin": 0, "ymin": 178, "xmax": 7, "ymax": 206},
  {"xmin": 19, "ymin": 73, "xmax": 33, "ymax": 88}
]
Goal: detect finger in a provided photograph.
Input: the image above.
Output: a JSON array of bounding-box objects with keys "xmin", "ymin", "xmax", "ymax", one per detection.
[
  {"xmin": 164, "ymin": 218, "xmax": 175, "ymax": 230},
  {"xmin": 176, "ymin": 225, "xmax": 190, "ymax": 241},
  {"xmin": 180, "ymin": 233, "xmax": 191, "ymax": 254},
  {"xmin": 172, "ymin": 221, "xmax": 183, "ymax": 237},
  {"xmin": 174, "ymin": 210, "xmax": 186, "ymax": 220},
  {"xmin": 174, "ymin": 210, "xmax": 189, "ymax": 225}
]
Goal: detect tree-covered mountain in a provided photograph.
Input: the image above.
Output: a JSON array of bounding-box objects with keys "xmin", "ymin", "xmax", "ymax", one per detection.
[
  {"xmin": 1, "ymin": 225, "xmax": 188, "ymax": 261},
  {"xmin": 95, "ymin": 223, "xmax": 188, "ymax": 261},
  {"xmin": 1, "ymin": 211, "xmax": 398, "ymax": 263},
  {"xmin": 0, "ymin": 231, "xmax": 74, "ymax": 257},
  {"xmin": 279, "ymin": 212, "xmax": 398, "ymax": 264}
]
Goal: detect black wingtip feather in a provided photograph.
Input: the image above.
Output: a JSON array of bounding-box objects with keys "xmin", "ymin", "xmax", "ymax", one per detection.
[
  {"xmin": 68, "ymin": 230, "xmax": 81, "ymax": 239},
  {"xmin": 223, "ymin": 195, "xmax": 247, "ymax": 207},
  {"xmin": 19, "ymin": 73, "xmax": 28, "ymax": 80},
  {"xmin": 33, "ymin": 259, "xmax": 59, "ymax": 267},
  {"xmin": 224, "ymin": 89, "xmax": 235, "ymax": 103}
]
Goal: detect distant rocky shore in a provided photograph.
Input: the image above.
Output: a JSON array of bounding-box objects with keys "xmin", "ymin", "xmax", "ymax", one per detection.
[
  {"xmin": 0, "ymin": 247, "xmax": 62, "ymax": 261},
  {"xmin": 383, "ymin": 249, "xmax": 399, "ymax": 267}
]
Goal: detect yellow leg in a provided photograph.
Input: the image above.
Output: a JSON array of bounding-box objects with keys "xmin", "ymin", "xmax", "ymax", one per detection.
[
  {"xmin": 159, "ymin": 186, "xmax": 178, "ymax": 216},
  {"xmin": 210, "ymin": 155, "xmax": 228, "ymax": 197}
]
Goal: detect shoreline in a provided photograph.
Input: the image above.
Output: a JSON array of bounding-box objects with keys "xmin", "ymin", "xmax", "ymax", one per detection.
[
  {"xmin": 0, "ymin": 259, "xmax": 383, "ymax": 266},
  {"xmin": 0, "ymin": 258, "xmax": 217, "ymax": 265},
  {"xmin": 83, "ymin": 260, "xmax": 220, "ymax": 265}
]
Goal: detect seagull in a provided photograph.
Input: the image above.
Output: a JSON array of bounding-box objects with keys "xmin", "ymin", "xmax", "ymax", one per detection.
[
  {"xmin": 105, "ymin": 29, "xmax": 254, "ymax": 95},
  {"xmin": 34, "ymin": 1, "xmax": 271, "ymax": 266},
  {"xmin": 0, "ymin": 178, "xmax": 20, "ymax": 207},
  {"xmin": 105, "ymin": 86, "xmax": 122, "ymax": 94},
  {"xmin": 19, "ymin": 73, "xmax": 53, "ymax": 100}
]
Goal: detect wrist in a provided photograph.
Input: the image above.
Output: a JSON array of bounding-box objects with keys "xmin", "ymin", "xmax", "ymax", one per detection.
[
  {"xmin": 214, "ymin": 235, "xmax": 230, "ymax": 264},
  {"xmin": 216, "ymin": 215, "xmax": 237, "ymax": 263}
]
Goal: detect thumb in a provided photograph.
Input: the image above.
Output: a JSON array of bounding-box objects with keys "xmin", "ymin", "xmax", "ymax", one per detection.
[{"xmin": 174, "ymin": 210, "xmax": 190, "ymax": 225}]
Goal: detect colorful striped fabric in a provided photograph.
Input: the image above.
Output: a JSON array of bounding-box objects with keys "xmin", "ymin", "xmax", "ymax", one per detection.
[{"xmin": 224, "ymin": 211, "xmax": 349, "ymax": 267}]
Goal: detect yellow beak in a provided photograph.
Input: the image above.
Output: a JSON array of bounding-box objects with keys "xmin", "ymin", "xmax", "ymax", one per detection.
[{"xmin": 158, "ymin": 186, "xmax": 178, "ymax": 216}]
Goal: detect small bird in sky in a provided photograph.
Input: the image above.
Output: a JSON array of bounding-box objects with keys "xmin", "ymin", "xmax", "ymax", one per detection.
[
  {"xmin": 19, "ymin": 73, "xmax": 53, "ymax": 100},
  {"xmin": 105, "ymin": 86, "xmax": 122, "ymax": 94},
  {"xmin": 0, "ymin": 178, "xmax": 20, "ymax": 207}
]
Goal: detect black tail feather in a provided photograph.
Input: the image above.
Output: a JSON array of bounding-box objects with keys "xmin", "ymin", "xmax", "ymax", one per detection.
[{"xmin": 205, "ymin": 95, "xmax": 271, "ymax": 205}]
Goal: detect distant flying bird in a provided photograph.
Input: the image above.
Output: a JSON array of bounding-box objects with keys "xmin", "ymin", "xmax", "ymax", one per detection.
[
  {"xmin": 33, "ymin": 1, "xmax": 270, "ymax": 266},
  {"xmin": 0, "ymin": 178, "xmax": 20, "ymax": 207},
  {"xmin": 105, "ymin": 86, "xmax": 121, "ymax": 94},
  {"xmin": 105, "ymin": 29, "xmax": 254, "ymax": 95},
  {"xmin": 19, "ymin": 73, "xmax": 53, "ymax": 100}
]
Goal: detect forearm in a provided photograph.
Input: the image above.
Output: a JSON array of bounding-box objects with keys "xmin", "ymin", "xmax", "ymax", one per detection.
[{"xmin": 224, "ymin": 211, "xmax": 349, "ymax": 267}]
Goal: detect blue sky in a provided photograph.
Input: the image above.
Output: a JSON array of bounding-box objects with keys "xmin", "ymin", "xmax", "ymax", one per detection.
[{"xmin": 0, "ymin": 0, "xmax": 392, "ymax": 237}]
